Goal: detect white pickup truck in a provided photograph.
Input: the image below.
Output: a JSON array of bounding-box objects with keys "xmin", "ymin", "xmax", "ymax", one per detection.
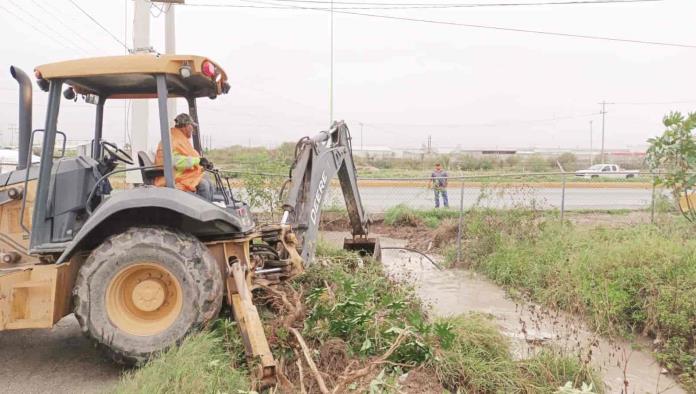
[{"xmin": 574, "ymin": 164, "xmax": 640, "ymax": 179}]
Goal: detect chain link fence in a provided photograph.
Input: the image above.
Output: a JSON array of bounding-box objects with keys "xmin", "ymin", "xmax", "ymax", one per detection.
[{"xmin": 226, "ymin": 169, "xmax": 673, "ymax": 224}]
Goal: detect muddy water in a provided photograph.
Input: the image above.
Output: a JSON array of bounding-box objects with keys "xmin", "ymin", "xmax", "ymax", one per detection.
[{"xmin": 320, "ymin": 232, "xmax": 684, "ymax": 394}]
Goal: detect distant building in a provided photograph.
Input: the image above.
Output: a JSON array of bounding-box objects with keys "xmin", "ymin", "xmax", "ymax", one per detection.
[{"xmin": 352, "ymin": 146, "xmax": 398, "ymax": 159}]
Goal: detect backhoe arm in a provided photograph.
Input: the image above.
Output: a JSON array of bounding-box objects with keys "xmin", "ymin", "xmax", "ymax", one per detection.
[{"xmin": 281, "ymin": 121, "xmax": 377, "ymax": 264}]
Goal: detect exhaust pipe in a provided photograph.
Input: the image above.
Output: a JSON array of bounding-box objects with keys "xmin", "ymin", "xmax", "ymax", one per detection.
[{"xmin": 10, "ymin": 66, "xmax": 32, "ymax": 170}]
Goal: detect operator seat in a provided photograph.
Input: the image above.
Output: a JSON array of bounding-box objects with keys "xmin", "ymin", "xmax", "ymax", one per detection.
[{"xmin": 137, "ymin": 151, "xmax": 163, "ymax": 185}]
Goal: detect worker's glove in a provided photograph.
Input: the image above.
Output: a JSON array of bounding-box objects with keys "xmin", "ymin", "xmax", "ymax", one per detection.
[{"xmin": 199, "ymin": 157, "xmax": 213, "ymax": 170}]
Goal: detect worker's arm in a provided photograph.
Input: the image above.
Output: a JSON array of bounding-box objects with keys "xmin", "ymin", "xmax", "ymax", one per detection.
[{"xmin": 172, "ymin": 151, "xmax": 200, "ymax": 170}]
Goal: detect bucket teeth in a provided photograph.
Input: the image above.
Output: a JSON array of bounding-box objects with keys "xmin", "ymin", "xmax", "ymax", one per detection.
[{"xmin": 343, "ymin": 237, "xmax": 381, "ymax": 261}]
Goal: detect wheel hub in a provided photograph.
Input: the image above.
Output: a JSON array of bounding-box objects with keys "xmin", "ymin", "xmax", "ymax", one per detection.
[
  {"xmin": 106, "ymin": 263, "xmax": 183, "ymax": 336},
  {"xmin": 132, "ymin": 279, "xmax": 166, "ymax": 312}
]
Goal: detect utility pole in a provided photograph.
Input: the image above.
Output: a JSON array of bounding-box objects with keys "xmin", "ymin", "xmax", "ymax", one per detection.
[
  {"xmin": 359, "ymin": 122, "xmax": 364, "ymax": 152},
  {"xmin": 589, "ymin": 120, "xmax": 593, "ymax": 166},
  {"xmin": 126, "ymin": 0, "xmax": 151, "ymax": 184},
  {"xmin": 329, "ymin": 0, "xmax": 334, "ymax": 126},
  {"xmin": 599, "ymin": 101, "xmax": 614, "ymax": 164},
  {"xmin": 165, "ymin": 2, "xmax": 177, "ymax": 121}
]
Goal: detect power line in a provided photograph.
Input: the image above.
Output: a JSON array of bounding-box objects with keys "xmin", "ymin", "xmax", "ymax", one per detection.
[
  {"xmin": 240, "ymin": 0, "xmax": 660, "ymax": 5},
  {"xmin": 187, "ymin": 0, "xmax": 661, "ymax": 9},
  {"xmin": 67, "ymin": 0, "xmax": 131, "ymax": 51},
  {"xmin": 613, "ymin": 100, "xmax": 696, "ymax": 105},
  {"xmin": 232, "ymin": 0, "xmax": 696, "ymax": 49},
  {"xmin": 30, "ymin": 0, "xmax": 101, "ymax": 51},
  {"xmin": 6, "ymin": 0, "xmax": 90, "ymax": 55},
  {"xmin": 0, "ymin": 3, "xmax": 85, "ymax": 53}
]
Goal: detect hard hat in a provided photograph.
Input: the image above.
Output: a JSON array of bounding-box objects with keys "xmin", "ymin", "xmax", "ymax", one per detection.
[{"xmin": 174, "ymin": 113, "xmax": 198, "ymax": 127}]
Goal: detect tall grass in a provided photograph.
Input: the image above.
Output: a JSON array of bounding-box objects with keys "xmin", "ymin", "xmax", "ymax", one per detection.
[
  {"xmin": 430, "ymin": 314, "xmax": 602, "ymax": 393},
  {"xmin": 384, "ymin": 204, "xmax": 461, "ymax": 228},
  {"xmin": 452, "ymin": 211, "xmax": 696, "ymax": 390},
  {"xmin": 113, "ymin": 325, "xmax": 248, "ymax": 394}
]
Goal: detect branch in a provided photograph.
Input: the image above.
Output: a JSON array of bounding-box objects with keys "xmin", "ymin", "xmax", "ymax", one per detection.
[{"xmin": 289, "ymin": 327, "xmax": 330, "ymax": 394}]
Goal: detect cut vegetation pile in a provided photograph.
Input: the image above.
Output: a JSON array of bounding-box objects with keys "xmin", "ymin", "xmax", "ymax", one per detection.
[
  {"xmin": 114, "ymin": 240, "xmax": 599, "ymax": 393},
  {"xmin": 381, "ymin": 205, "xmax": 696, "ymax": 391}
]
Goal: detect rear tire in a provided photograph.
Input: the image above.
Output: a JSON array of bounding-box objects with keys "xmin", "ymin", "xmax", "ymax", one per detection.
[{"xmin": 73, "ymin": 227, "xmax": 223, "ymax": 365}]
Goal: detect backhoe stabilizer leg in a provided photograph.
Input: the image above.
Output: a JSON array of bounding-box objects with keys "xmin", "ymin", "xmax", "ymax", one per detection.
[{"xmin": 227, "ymin": 262, "xmax": 276, "ymax": 388}]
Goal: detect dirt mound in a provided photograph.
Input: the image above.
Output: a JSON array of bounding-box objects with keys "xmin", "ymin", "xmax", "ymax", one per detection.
[
  {"xmin": 431, "ymin": 218, "xmax": 459, "ymax": 248},
  {"xmin": 399, "ymin": 368, "xmax": 446, "ymax": 393}
]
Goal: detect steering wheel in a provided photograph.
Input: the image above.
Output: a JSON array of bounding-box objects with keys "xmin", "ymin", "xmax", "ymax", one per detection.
[{"xmin": 101, "ymin": 141, "xmax": 134, "ymax": 165}]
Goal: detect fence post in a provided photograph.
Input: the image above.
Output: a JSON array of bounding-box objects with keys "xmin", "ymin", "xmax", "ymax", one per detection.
[
  {"xmin": 651, "ymin": 173, "xmax": 656, "ymax": 224},
  {"xmin": 556, "ymin": 162, "xmax": 566, "ymax": 224},
  {"xmin": 456, "ymin": 177, "xmax": 465, "ymax": 263}
]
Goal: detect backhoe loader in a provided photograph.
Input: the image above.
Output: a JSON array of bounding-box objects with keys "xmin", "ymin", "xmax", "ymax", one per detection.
[{"xmin": 0, "ymin": 54, "xmax": 379, "ymax": 387}]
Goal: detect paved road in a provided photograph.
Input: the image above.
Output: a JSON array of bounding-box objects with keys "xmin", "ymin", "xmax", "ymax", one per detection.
[
  {"xmin": 0, "ymin": 316, "xmax": 122, "ymax": 394},
  {"xmin": 327, "ymin": 186, "xmax": 666, "ymax": 212}
]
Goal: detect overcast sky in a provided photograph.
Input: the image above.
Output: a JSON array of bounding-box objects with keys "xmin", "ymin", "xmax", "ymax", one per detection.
[{"xmin": 1, "ymin": 0, "xmax": 695, "ymax": 152}]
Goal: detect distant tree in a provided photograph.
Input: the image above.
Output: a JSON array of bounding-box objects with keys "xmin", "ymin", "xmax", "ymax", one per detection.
[
  {"xmin": 438, "ymin": 155, "xmax": 451, "ymax": 169},
  {"xmin": 646, "ymin": 111, "xmax": 696, "ymax": 220},
  {"xmin": 524, "ymin": 154, "xmax": 549, "ymax": 172},
  {"xmin": 553, "ymin": 152, "xmax": 577, "ymax": 171},
  {"xmin": 274, "ymin": 141, "xmax": 296, "ymax": 165},
  {"xmin": 504, "ymin": 155, "xmax": 520, "ymax": 168}
]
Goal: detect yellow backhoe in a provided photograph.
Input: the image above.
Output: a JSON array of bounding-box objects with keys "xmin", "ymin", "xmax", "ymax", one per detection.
[{"xmin": 0, "ymin": 54, "xmax": 378, "ymax": 387}]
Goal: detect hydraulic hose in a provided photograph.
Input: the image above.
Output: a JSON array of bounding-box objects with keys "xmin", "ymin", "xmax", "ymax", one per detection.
[{"xmin": 379, "ymin": 246, "xmax": 443, "ymax": 270}]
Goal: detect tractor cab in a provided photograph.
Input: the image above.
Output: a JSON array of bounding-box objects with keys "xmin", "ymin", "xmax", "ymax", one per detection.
[{"xmin": 21, "ymin": 54, "xmax": 253, "ymax": 258}]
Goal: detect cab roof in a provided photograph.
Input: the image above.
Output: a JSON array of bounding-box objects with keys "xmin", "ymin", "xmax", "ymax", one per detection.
[{"xmin": 34, "ymin": 54, "xmax": 229, "ymax": 99}]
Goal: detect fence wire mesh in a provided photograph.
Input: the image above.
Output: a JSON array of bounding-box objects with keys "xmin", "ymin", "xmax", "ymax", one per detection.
[{"xmin": 226, "ymin": 169, "xmax": 674, "ymax": 225}]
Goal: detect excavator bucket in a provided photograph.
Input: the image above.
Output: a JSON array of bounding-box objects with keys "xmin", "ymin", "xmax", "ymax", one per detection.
[{"xmin": 343, "ymin": 237, "xmax": 381, "ymax": 261}]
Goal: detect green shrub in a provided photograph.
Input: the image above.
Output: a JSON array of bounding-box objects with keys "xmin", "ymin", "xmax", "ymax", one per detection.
[{"xmin": 302, "ymin": 242, "xmax": 434, "ymax": 366}]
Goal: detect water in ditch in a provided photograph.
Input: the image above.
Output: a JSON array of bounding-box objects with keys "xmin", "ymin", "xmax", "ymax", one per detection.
[{"xmin": 320, "ymin": 231, "xmax": 684, "ymax": 394}]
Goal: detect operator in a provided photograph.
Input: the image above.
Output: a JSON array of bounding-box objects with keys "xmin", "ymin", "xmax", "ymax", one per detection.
[{"xmin": 154, "ymin": 113, "xmax": 214, "ymax": 200}]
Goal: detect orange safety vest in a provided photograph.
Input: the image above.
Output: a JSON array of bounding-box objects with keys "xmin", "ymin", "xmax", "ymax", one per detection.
[{"xmin": 154, "ymin": 127, "xmax": 203, "ymax": 192}]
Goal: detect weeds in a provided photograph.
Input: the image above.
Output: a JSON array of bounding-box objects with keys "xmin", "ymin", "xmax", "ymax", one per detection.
[
  {"xmin": 113, "ymin": 237, "xmax": 604, "ymax": 393},
  {"xmin": 302, "ymin": 241, "xmax": 601, "ymax": 393},
  {"xmin": 447, "ymin": 209, "xmax": 696, "ymax": 390},
  {"xmin": 302, "ymin": 241, "xmax": 433, "ymax": 365},
  {"xmin": 113, "ymin": 328, "xmax": 249, "ymax": 393},
  {"xmin": 429, "ymin": 314, "xmax": 602, "ymax": 393},
  {"xmin": 429, "ymin": 314, "xmax": 519, "ymax": 392},
  {"xmin": 384, "ymin": 204, "xmax": 460, "ymax": 228}
]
